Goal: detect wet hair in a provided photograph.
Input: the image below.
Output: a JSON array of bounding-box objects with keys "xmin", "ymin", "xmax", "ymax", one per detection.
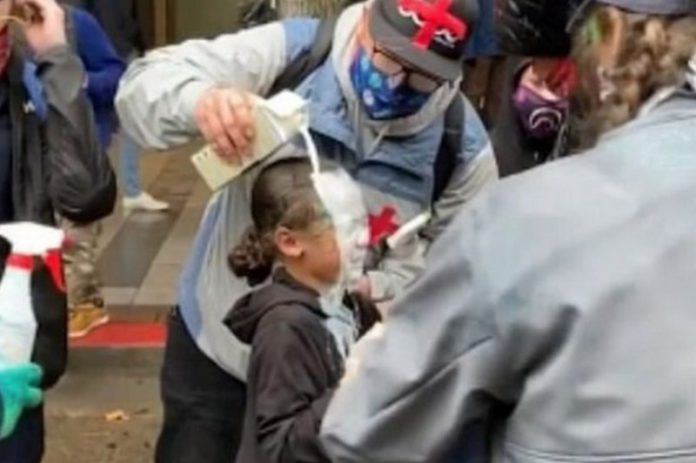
[
  {"xmin": 570, "ymin": 6, "xmax": 696, "ymax": 150},
  {"xmin": 228, "ymin": 159, "xmax": 325, "ymax": 286}
]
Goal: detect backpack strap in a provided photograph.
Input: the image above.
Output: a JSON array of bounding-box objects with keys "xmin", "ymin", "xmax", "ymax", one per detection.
[
  {"xmin": 431, "ymin": 95, "xmax": 464, "ymax": 204},
  {"xmin": 269, "ymin": 17, "xmax": 337, "ymax": 94}
]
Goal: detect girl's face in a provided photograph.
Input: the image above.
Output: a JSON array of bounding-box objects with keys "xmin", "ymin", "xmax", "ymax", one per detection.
[
  {"xmin": 273, "ymin": 167, "xmax": 369, "ymax": 293},
  {"xmin": 274, "ymin": 219, "xmax": 343, "ymax": 288},
  {"xmin": 296, "ymin": 221, "xmax": 343, "ymax": 286}
]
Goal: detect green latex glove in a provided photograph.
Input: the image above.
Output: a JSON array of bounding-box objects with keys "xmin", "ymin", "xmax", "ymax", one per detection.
[{"xmin": 0, "ymin": 363, "xmax": 43, "ymax": 440}]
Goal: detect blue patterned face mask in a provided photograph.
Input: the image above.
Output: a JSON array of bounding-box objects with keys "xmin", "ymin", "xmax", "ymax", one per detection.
[{"xmin": 349, "ymin": 46, "xmax": 430, "ymax": 120}]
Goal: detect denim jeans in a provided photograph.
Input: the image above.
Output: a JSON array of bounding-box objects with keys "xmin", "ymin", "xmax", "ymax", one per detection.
[
  {"xmin": 0, "ymin": 406, "xmax": 44, "ymax": 463},
  {"xmin": 155, "ymin": 309, "xmax": 247, "ymax": 463},
  {"xmin": 120, "ymin": 133, "xmax": 142, "ymax": 198}
]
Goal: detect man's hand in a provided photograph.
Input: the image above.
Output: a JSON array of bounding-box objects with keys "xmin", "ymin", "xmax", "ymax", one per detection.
[
  {"xmin": 0, "ymin": 363, "xmax": 43, "ymax": 440},
  {"xmin": 194, "ymin": 87, "xmax": 256, "ymax": 164},
  {"xmin": 17, "ymin": 0, "xmax": 67, "ymax": 56},
  {"xmin": 352, "ymin": 276, "xmax": 372, "ymax": 300}
]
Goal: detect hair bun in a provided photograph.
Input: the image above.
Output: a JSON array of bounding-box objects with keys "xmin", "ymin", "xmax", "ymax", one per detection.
[{"xmin": 228, "ymin": 228, "xmax": 274, "ymax": 286}]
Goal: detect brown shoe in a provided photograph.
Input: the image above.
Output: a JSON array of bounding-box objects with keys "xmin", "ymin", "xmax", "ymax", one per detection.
[{"xmin": 69, "ymin": 302, "xmax": 109, "ymax": 339}]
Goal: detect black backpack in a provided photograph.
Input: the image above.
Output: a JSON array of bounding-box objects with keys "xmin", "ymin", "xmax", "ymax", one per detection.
[{"xmin": 269, "ymin": 18, "xmax": 464, "ymax": 205}]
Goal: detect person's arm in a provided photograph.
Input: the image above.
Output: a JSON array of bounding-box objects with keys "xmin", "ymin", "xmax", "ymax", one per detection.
[
  {"xmin": 115, "ymin": 18, "xmax": 320, "ymax": 151},
  {"xmin": 26, "ymin": 0, "xmax": 116, "ymax": 223},
  {"xmin": 71, "ymin": 7, "xmax": 126, "ymax": 107},
  {"xmin": 367, "ymin": 96, "xmax": 499, "ymax": 302},
  {"xmin": 251, "ymin": 316, "xmax": 336, "ymax": 463}
]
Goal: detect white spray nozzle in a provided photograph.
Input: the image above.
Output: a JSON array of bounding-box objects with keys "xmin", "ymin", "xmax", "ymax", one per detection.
[{"xmin": 0, "ymin": 222, "xmax": 66, "ymax": 255}]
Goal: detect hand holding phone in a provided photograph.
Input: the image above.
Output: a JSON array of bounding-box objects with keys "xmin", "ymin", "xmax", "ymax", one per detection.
[{"xmin": 14, "ymin": 0, "xmax": 66, "ymax": 56}]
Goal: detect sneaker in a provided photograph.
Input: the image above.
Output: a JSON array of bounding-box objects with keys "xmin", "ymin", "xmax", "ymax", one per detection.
[
  {"xmin": 69, "ymin": 303, "xmax": 110, "ymax": 339},
  {"xmin": 123, "ymin": 192, "xmax": 170, "ymax": 213}
]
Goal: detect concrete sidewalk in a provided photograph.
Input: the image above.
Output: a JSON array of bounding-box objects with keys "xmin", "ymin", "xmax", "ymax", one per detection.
[{"xmin": 44, "ymin": 349, "xmax": 163, "ymax": 463}]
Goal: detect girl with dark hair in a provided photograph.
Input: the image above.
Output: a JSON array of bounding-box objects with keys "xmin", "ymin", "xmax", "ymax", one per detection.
[{"xmin": 225, "ymin": 158, "xmax": 378, "ymax": 463}]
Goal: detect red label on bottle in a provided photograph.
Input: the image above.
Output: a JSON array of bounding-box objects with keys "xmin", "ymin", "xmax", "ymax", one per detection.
[
  {"xmin": 43, "ymin": 249, "xmax": 65, "ymax": 292},
  {"xmin": 6, "ymin": 253, "xmax": 34, "ymax": 270}
]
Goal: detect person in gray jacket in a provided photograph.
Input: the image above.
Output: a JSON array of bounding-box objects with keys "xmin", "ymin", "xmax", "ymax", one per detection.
[
  {"xmin": 115, "ymin": 0, "xmax": 497, "ymax": 461},
  {"xmin": 321, "ymin": 1, "xmax": 696, "ymax": 462}
]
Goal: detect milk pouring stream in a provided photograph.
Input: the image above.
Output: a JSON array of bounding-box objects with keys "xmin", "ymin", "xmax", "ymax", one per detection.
[{"xmin": 0, "ymin": 223, "xmax": 67, "ymax": 365}]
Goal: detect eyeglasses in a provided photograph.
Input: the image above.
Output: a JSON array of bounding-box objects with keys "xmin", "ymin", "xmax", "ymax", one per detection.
[
  {"xmin": 367, "ymin": 43, "xmax": 444, "ymax": 93},
  {"xmin": 365, "ymin": 42, "xmax": 445, "ymax": 94},
  {"xmin": 356, "ymin": 10, "xmax": 446, "ymax": 94}
]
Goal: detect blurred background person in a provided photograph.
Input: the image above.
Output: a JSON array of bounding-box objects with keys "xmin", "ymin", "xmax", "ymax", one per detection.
[
  {"xmin": 67, "ymin": 0, "xmax": 169, "ymax": 212},
  {"xmin": 61, "ymin": 4, "xmax": 124, "ymax": 338}
]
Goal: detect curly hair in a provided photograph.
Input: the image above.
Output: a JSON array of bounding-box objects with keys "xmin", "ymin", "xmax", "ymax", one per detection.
[{"xmin": 570, "ymin": 6, "xmax": 696, "ymax": 150}]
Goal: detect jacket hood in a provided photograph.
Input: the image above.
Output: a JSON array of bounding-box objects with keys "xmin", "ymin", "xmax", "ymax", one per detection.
[
  {"xmin": 225, "ymin": 269, "xmax": 324, "ymax": 344},
  {"xmin": 331, "ymin": 1, "xmax": 462, "ymax": 138}
]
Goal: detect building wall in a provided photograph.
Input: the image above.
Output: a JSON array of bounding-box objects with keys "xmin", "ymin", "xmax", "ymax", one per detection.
[{"xmin": 171, "ymin": 0, "xmax": 244, "ymax": 42}]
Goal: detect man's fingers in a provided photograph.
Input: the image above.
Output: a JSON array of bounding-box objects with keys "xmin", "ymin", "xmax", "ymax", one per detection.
[
  {"xmin": 199, "ymin": 96, "xmax": 231, "ymax": 156},
  {"xmin": 218, "ymin": 93, "xmax": 238, "ymax": 137},
  {"xmin": 208, "ymin": 120, "xmax": 236, "ymax": 160},
  {"xmin": 224, "ymin": 93, "xmax": 253, "ymax": 157},
  {"xmin": 194, "ymin": 88, "xmax": 257, "ymax": 164},
  {"xmin": 231, "ymin": 91, "xmax": 256, "ymax": 139}
]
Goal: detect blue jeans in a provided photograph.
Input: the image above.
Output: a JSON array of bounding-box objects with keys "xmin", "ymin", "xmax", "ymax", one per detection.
[
  {"xmin": 0, "ymin": 406, "xmax": 44, "ymax": 463},
  {"xmin": 120, "ymin": 133, "xmax": 142, "ymax": 198}
]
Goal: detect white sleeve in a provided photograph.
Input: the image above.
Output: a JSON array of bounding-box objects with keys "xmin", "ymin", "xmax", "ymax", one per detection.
[{"xmin": 115, "ymin": 22, "xmax": 289, "ymax": 149}]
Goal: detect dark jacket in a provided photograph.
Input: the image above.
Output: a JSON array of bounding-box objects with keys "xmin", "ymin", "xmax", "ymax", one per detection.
[
  {"xmin": 2, "ymin": 43, "xmax": 117, "ymax": 387},
  {"xmin": 225, "ymin": 270, "xmax": 344, "ymax": 463},
  {"xmin": 71, "ymin": 7, "xmax": 126, "ymax": 149}
]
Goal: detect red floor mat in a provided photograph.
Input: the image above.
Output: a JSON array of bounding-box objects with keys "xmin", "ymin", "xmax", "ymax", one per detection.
[{"xmin": 70, "ymin": 322, "xmax": 166, "ymax": 348}]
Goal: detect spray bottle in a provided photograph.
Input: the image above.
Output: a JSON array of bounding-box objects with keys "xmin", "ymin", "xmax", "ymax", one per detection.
[{"xmin": 0, "ymin": 222, "xmax": 67, "ymax": 365}]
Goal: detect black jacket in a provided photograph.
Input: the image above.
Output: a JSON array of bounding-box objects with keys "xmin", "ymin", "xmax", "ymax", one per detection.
[
  {"xmin": 0, "ymin": 43, "xmax": 116, "ymax": 388},
  {"xmin": 225, "ymin": 270, "xmax": 348, "ymax": 463}
]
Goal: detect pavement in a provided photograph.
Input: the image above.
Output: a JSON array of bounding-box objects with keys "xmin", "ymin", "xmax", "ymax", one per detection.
[
  {"xmin": 41, "ymin": 141, "xmax": 204, "ymax": 463},
  {"xmin": 44, "ymin": 348, "xmax": 163, "ymax": 463}
]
